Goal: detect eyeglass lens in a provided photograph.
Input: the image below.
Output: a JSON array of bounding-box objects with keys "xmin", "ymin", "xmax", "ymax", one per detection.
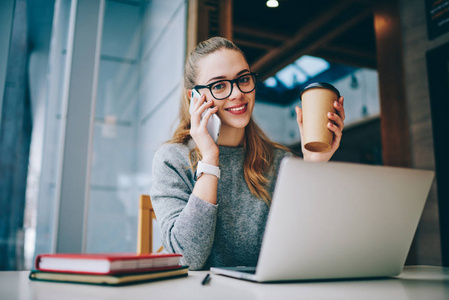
[{"xmin": 210, "ymin": 74, "xmax": 256, "ymax": 100}]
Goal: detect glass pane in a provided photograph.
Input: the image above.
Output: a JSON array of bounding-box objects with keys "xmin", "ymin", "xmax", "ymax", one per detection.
[
  {"xmin": 275, "ymin": 64, "xmax": 307, "ymax": 88},
  {"xmin": 33, "ymin": 0, "xmax": 72, "ymax": 264},
  {"xmin": 264, "ymin": 77, "xmax": 277, "ymax": 87},
  {"xmin": 295, "ymin": 55, "xmax": 330, "ymax": 77},
  {"xmin": 86, "ymin": 0, "xmax": 186, "ymax": 253}
]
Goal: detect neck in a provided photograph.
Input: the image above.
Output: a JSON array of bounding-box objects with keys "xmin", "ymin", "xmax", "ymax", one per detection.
[{"xmin": 217, "ymin": 125, "xmax": 245, "ymax": 147}]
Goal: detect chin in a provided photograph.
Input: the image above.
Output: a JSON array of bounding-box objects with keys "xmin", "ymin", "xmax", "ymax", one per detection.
[
  {"xmin": 221, "ymin": 118, "xmax": 250, "ymax": 131},
  {"xmin": 231, "ymin": 116, "xmax": 252, "ymax": 128}
]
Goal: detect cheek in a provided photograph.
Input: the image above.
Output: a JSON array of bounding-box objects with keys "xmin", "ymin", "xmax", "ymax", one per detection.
[
  {"xmin": 247, "ymin": 93, "xmax": 256, "ymax": 109},
  {"xmin": 213, "ymin": 100, "xmax": 225, "ymax": 111},
  {"xmin": 203, "ymin": 90, "xmax": 215, "ymax": 102}
]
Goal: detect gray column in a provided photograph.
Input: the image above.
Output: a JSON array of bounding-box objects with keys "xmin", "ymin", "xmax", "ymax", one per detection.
[{"xmin": 55, "ymin": 0, "xmax": 104, "ymax": 253}]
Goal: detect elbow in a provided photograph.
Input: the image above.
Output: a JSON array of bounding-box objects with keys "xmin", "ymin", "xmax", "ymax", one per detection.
[
  {"xmin": 161, "ymin": 233, "xmax": 210, "ymax": 270},
  {"xmin": 180, "ymin": 255, "xmax": 208, "ymax": 271},
  {"xmin": 163, "ymin": 239, "xmax": 209, "ymax": 270}
]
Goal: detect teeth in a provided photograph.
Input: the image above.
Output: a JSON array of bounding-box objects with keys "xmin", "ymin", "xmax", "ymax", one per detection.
[{"xmin": 227, "ymin": 105, "xmax": 245, "ymax": 111}]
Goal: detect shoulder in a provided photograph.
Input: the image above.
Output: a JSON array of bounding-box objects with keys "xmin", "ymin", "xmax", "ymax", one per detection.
[
  {"xmin": 153, "ymin": 141, "xmax": 195, "ymax": 170},
  {"xmin": 273, "ymin": 146, "xmax": 293, "ymax": 160},
  {"xmin": 154, "ymin": 142, "xmax": 192, "ymax": 159},
  {"xmin": 272, "ymin": 146, "xmax": 293, "ymax": 173}
]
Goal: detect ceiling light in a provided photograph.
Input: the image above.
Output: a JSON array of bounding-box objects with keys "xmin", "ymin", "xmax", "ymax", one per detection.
[{"xmin": 266, "ymin": 0, "xmax": 279, "ymax": 8}]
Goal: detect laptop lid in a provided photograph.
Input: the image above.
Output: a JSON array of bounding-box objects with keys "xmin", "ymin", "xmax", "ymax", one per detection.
[{"xmin": 212, "ymin": 158, "xmax": 434, "ymax": 282}]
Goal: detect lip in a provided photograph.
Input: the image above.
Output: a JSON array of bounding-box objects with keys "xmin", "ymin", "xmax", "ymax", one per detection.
[{"xmin": 224, "ymin": 103, "xmax": 248, "ymax": 115}]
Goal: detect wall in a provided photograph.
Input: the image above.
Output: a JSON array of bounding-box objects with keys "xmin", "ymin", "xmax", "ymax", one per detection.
[
  {"xmin": 86, "ymin": 0, "xmax": 142, "ymax": 253},
  {"xmin": 399, "ymin": 0, "xmax": 449, "ymax": 265},
  {"xmin": 85, "ymin": 0, "xmax": 187, "ymax": 253},
  {"xmin": 137, "ymin": 0, "xmax": 187, "ymax": 252},
  {"xmin": 28, "ymin": 0, "xmax": 187, "ymax": 256}
]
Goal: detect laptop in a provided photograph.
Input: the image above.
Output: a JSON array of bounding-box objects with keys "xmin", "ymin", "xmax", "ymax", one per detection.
[{"xmin": 210, "ymin": 157, "xmax": 434, "ymax": 282}]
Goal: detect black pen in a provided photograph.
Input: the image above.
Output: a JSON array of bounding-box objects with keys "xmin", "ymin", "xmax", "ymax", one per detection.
[{"xmin": 201, "ymin": 273, "xmax": 211, "ymax": 285}]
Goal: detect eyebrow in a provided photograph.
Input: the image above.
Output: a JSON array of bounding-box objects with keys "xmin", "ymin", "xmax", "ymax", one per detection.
[{"xmin": 206, "ymin": 69, "xmax": 250, "ymax": 84}]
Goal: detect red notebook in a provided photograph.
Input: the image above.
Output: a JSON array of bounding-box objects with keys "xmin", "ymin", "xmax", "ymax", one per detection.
[{"xmin": 35, "ymin": 253, "xmax": 182, "ymax": 275}]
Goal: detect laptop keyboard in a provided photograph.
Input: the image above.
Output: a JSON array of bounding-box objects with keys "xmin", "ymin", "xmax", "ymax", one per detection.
[{"xmin": 239, "ymin": 269, "xmax": 256, "ymax": 274}]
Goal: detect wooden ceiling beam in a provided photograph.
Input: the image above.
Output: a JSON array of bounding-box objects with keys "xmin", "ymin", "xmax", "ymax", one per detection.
[
  {"xmin": 312, "ymin": 50, "xmax": 377, "ymax": 69},
  {"xmin": 233, "ymin": 25, "xmax": 288, "ymax": 42},
  {"xmin": 251, "ymin": 0, "xmax": 355, "ymax": 74},
  {"xmin": 313, "ymin": 44, "xmax": 377, "ymax": 69},
  {"xmin": 233, "ymin": 38, "xmax": 276, "ymax": 50},
  {"xmin": 322, "ymin": 44, "xmax": 375, "ymax": 60},
  {"xmin": 251, "ymin": 1, "xmax": 375, "ymax": 79}
]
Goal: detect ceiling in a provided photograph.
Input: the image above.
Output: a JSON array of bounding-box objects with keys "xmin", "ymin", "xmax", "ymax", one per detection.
[{"xmin": 232, "ymin": 0, "xmax": 378, "ymax": 81}]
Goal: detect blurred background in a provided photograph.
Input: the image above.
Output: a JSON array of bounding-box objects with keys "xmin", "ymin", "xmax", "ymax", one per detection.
[{"xmin": 1, "ymin": 0, "xmax": 448, "ymax": 270}]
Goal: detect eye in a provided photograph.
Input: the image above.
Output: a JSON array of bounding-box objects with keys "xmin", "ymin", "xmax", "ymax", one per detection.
[
  {"xmin": 212, "ymin": 82, "xmax": 227, "ymax": 90},
  {"xmin": 238, "ymin": 75, "xmax": 251, "ymax": 84}
]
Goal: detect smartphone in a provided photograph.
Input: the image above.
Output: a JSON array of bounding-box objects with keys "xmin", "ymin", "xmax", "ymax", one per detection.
[{"xmin": 189, "ymin": 89, "xmax": 221, "ymax": 143}]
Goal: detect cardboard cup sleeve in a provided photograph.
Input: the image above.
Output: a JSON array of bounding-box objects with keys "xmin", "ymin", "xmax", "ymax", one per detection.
[{"xmin": 300, "ymin": 83, "xmax": 340, "ymax": 152}]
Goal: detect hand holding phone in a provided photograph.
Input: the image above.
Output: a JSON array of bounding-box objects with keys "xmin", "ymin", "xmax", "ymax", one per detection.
[{"xmin": 189, "ymin": 89, "xmax": 221, "ymax": 143}]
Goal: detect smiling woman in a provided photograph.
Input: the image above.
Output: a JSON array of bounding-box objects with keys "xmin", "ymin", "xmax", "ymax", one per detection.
[
  {"xmin": 149, "ymin": 37, "xmax": 346, "ymax": 270},
  {"xmin": 192, "ymin": 50, "xmax": 256, "ymax": 143}
]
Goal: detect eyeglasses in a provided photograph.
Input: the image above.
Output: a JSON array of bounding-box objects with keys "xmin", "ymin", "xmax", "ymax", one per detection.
[{"xmin": 193, "ymin": 72, "xmax": 257, "ymax": 100}]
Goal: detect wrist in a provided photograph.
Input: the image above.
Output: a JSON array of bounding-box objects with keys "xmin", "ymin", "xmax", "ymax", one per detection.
[
  {"xmin": 201, "ymin": 155, "xmax": 219, "ymax": 166},
  {"xmin": 196, "ymin": 161, "xmax": 220, "ymax": 180}
]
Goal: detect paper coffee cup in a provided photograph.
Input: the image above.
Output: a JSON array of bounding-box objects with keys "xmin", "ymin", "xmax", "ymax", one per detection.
[{"xmin": 300, "ymin": 82, "xmax": 340, "ymax": 152}]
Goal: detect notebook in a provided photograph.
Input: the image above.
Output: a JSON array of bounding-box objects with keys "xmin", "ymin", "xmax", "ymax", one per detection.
[
  {"xmin": 34, "ymin": 252, "xmax": 182, "ymax": 275},
  {"xmin": 210, "ymin": 157, "xmax": 434, "ymax": 282},
  {"xmin": 29, "ymin": 266, "xmax": 188, "ymax": 286}
]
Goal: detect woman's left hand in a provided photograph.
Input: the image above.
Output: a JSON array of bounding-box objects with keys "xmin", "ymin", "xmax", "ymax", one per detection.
[{"xmin": 295, "ymin": 96, "xmax": 345, "ymax": 162}]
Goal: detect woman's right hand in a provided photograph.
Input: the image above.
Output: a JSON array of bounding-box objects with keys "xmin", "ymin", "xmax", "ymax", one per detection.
[{"xmin": 189, "ymin": 93, "xmax": 219, "ymax": 166}]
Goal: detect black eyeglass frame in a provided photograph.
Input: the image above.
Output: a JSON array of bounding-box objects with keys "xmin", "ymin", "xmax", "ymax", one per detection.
[{"xmin": 193, "ymin": 72, "xmax": 258, "ymax": 100}]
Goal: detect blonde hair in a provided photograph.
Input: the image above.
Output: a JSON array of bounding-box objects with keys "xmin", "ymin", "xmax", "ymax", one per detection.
[{"xmin": 170, "ymin": 37, "xmax": 289, "ymax": 204}]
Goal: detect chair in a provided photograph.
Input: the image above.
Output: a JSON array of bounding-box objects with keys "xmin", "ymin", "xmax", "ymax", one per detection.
[{"xmin": 137, "ymin": 195, "xmax": 163, "ymax": 254}]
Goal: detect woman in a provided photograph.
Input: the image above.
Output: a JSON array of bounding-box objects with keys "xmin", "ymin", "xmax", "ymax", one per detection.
[{"xmin": 150, "ymin": 37, "xmax": 345, "ymax": 270}]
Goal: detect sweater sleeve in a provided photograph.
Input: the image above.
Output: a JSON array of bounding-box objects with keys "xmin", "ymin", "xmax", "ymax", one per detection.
[{"xmin": 150, "ymin": 144, "xmax": 218, "ymax": 270}]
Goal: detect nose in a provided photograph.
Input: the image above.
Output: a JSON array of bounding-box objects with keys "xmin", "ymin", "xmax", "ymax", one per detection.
[{"xmin": 228, "ymin": 82, "xmax": 243, "ymax": 100}]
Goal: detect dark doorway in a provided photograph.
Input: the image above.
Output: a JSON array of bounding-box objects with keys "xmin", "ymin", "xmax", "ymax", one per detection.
[{"xmin": 426, "ymin": 41, "xmax": 449, "ymax": 267}]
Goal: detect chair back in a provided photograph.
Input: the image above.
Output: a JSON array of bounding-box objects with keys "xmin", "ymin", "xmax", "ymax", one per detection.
[{"xmin": 137, "ymin": 195, "xmax": 163, "ymax": 254}]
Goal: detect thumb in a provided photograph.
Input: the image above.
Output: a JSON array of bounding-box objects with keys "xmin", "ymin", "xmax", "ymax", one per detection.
[
  {"xmin": 295, "ymin": 106, "xmax": 305, "ymax": 142},
  {"xmin": 295, "ymin": 106, "xmax": 303, "ymax": 124}
]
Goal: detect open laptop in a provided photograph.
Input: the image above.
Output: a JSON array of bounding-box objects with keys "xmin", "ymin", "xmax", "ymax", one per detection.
[{"xmin": 210, "ymin": 157, "xmax": 434, "ymax": 282}]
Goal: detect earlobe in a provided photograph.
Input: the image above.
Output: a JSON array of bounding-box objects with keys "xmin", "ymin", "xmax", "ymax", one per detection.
[{"xmin": 188, "ymin": 89, "xmax": 192, "ymax": 99}]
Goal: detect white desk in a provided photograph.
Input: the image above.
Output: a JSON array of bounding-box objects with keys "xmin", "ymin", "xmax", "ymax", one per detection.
[{"xmin": 1, "ymin": 266, "xmax": 448, "ymax": 300}]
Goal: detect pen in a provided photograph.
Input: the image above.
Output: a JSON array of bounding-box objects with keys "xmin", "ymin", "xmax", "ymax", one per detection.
[{"xmin": 201, "ymin": 273, "xmax": 211, "ymax": 285}]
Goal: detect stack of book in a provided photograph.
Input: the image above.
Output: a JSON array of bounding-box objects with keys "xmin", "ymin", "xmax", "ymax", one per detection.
[{"xmin": 29, "ymin": 252, "xmax": 188, "ymax": 286}]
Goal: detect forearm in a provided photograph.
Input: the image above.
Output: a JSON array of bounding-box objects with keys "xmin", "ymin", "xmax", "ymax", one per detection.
[
  {"xmin": 150, "ymin": 143, "xmax": 219, "ymax": 270},
  {"xmin": 159, "ymin": 195, "xmax": 217, "ymax": 270},
  {"xmin": 192, "ymin": 174, "xmax": 218, "ymax": 204},
  {"xmin": 192, "ymin": 152, "xmax": 219, "ymax": 204}
]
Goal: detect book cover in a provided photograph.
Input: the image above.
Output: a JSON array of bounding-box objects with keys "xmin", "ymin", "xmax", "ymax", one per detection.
[
  {"xmin": 29, "ymin": 266, "xmax": 189, "ymax": 286},
  {"xmin": 35, "ymin": 252, "xmax": 182, "ymax": 275}
]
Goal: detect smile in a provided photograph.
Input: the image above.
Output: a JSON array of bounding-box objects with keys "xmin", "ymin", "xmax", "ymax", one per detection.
[{"xmin": 225, "ymin": 103, "xmax": 248, "ymax": 112}]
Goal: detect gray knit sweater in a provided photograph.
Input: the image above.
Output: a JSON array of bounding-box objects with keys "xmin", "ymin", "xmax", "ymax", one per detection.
[{"xmin": 150, "ymin": 140, "xmax": 291, "ymax": 270}]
